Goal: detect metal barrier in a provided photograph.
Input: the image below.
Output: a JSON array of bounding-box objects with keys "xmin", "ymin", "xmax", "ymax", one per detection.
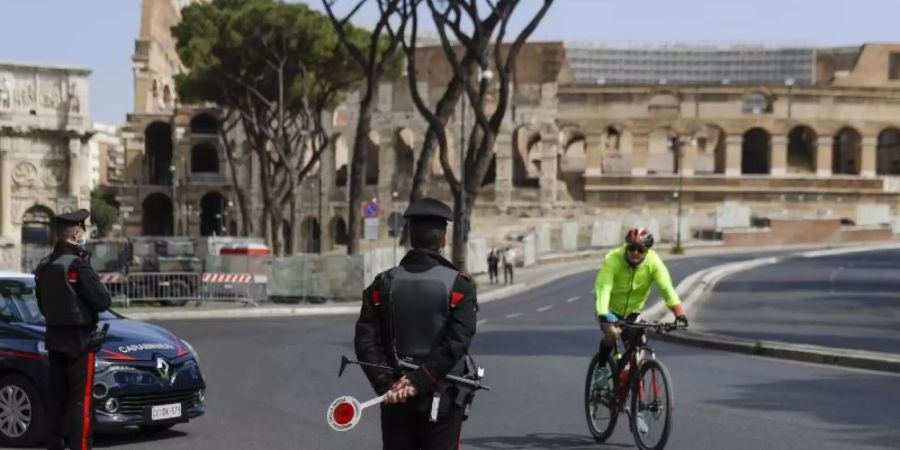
[
  {"xmin": 125, "ymin": 272, "xmax": 201, "ymax": 306},
  {"xmin": 100, "ymin": 272, "xmax": 267, "ymax": 307}
]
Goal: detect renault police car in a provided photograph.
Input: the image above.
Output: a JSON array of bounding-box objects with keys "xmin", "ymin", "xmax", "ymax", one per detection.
[{"xmin": 0, "ymin": 272, "xmax": 206, "ymax": 447}]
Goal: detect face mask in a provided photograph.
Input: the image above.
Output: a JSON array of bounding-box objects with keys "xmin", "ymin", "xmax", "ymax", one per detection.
[{"xmin": 77, "ymin": 237, "xmax": 88, "ymax": 247}]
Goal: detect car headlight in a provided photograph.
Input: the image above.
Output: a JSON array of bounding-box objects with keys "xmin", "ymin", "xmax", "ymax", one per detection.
[{"xmin": 182, "ymin": 339, "xmax": 199, "ymax": 363}]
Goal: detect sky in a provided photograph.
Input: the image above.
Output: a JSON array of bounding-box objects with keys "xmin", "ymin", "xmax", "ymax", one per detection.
[{"xmin": 1, "ymin": 0, "xmax": 898, "ymax": 124}]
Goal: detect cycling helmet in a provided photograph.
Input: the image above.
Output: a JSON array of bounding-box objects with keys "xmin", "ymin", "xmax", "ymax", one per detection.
[{"xmin": 624, "ymin": 227, "xmax": 654, "ymax": 249}]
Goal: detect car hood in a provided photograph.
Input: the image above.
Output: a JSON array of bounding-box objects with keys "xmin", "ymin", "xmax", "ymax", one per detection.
[{"xmin": 15, "ymin": 319, "xmax": 190, "ymax": 362}]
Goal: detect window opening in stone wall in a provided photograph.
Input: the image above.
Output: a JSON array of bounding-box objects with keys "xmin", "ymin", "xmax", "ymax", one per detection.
[
  {"xmin": 787, "ymin": 126, "xmax": 816, "ymax": 174},
  {"xmin": 191, "ymin": 143, "xmax": 219, "ymax": 173},
  {"xmin": 742, "ymin": 128, "xmax": 771, "ymax": 174},
  {"xmin": 142, "ymin": 193, "xmax": 174, "ymax": 236},
  {"xmin": 832, "ymin": 127, "xmax": 861, "ymax": 175},
  {"xmin": 200, "ymin": 191, "xmax": 226, "ymax": 236},
  {"xmin": 145, "ymin": 122, "xmax": 174, "ymax": 185},
  {"xmin": 877, "ymin": 128, "xmax": 900, "ymax": 175}
]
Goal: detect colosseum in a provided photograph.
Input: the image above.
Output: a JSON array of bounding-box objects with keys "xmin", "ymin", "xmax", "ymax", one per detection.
[{"xmin": 115, "ymin": 0, "xmax": 900, "ymax": 253}]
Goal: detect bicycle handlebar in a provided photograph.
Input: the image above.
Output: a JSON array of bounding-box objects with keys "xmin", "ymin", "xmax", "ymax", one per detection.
[{"xmin": 611, "ymin": 321, "xmax": 685, "ymax": 333}]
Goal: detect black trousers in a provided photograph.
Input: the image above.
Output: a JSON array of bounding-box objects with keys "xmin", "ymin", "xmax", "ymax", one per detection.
[
  {"xmin": 488, "ymin": 264, "xmax": 499, "ymax": 283},
  {"xmin": 47, "ymin": 351, "xmax": 96, "ymax": 450},
  {"xmin": 381, "ymin": 404, "xmax": 463, "ymax": 450}
]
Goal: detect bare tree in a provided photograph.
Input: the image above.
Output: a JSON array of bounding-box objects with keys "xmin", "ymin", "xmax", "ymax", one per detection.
[
  {"xmin": 323, "ymin": 0, "xmax": 407, "ymax": 255},
  {"xmin": 422, "ymin": 0, "xmax": 555, "ymax": 269}
]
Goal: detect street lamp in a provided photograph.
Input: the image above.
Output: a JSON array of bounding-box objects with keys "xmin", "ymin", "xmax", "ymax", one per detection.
[
  {"xmin": 670, "ymin": 135, "xmax": 691, "ymax": 254},
  {"xmin": 785, "ymin": 78, "xmax": 795, "ymax": 119}
]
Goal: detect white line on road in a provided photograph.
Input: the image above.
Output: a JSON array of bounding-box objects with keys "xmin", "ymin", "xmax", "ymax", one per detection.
[
  {"xmin": 506, "ymin": 313, "xmax": 523, "ymax": 319},
  {"xmin": 565, "ymin": 296, "xmax": 581, "ymax": 303},
  {"xmin": 537, "ymin": 306, "xmax": 553, "ymax": 312},
  {"xmin": 477, "ymin": 319, "xmax": 488, "ymax": 326},
  {"xmin": 829, "ymin": 266, "xmax": 844, "ymax": 283}
]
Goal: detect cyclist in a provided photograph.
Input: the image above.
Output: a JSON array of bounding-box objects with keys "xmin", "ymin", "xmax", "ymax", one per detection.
[{"xmin": 593, "ymin": 228, "xmax": 688, "ymax": 378}]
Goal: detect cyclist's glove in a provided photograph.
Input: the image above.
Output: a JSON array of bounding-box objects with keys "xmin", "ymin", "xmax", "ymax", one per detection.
[
  {"xmin": 599, "ymin": 312, "xmax": 619, "ymax": 323},
  {"xmin": 675, "ymin": 314, "xmax": 689, "ymax": 328}
]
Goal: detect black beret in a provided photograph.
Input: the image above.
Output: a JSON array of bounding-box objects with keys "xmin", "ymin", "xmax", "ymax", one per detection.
[
  {"xmin": 403, "ymin": 197, "xmax": 453, "ymax": 222},
  {"xmin": 54, "ymin": 209, "xmax": 90, "ymax": 227}
]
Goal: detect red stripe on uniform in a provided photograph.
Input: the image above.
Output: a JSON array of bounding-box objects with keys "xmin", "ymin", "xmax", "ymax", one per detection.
[
  {"xmin": 68, "ymin": 271, "xmax": 78, "ymax": 282},
  {"xmin": 450, "ymin": 292, "xmax": 464, "ymax": 307},
  {"xmin": 372, "ymin": 290, "xmax": 381, "ymax": 306},
  {"xmin": 81, "ymin": 352, "xmax": 95, "ymax": 450}
]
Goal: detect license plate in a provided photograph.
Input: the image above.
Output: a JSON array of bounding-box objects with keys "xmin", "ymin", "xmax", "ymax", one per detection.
[{"xmin": 151, "ymin": 403, "xmax": 182, "ymax": 421}]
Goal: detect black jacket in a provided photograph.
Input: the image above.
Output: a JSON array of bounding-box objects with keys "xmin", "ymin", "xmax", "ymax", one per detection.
[
  {"xmin": 34, "ymin": 241, "xmax": 112, "ymax": 354},
  {"xmin": 354, "ymin": 249, "xmax": 477, "ymax": 403}
]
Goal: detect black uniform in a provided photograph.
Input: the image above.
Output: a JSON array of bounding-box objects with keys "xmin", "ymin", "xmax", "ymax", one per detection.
[
  {"xmin": 354, "ymin": 198, "xmax": 478, "ymax": 450},
  {"xmin": 33, "ymin": 210, "xmax": 111, "ymax": 450}
]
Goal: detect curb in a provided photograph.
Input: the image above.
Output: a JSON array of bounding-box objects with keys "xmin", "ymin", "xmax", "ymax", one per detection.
[{"xmin": 647, "ymin": 244, "xmax": 900, "ymax": 374}]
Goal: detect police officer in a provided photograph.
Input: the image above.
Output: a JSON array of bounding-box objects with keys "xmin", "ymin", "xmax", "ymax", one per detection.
[
  {"xmin": 34, "ymin": 209, "xmax": 111, "ymax": 450},
  {"xmin": 354, "ymin": 197, "xmax": 478, "ymax": 450}
]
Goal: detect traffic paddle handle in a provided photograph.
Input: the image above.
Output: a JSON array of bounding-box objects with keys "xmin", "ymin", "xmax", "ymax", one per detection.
[{"xmin": 326, "ymin": 394, "xmax": 386, "ymax": 432}]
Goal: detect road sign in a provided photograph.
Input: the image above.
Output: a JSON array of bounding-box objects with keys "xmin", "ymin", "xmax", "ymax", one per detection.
[
  {"xmin": 363, "ymin": 201, "xmax": 380, "ymax": 219},
  {"xmin": 364, "ymin": 218, "xmax": 379, "ymax": 241}
]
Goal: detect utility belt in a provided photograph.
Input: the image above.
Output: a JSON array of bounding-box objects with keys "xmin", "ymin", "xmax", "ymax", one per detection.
[{"xmin": 394, "ymin": 353, "xmax": 483, "ymax": 421}]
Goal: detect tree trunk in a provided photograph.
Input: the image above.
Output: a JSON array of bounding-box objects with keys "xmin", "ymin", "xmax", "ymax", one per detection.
[{"xmin": 347, "ymin": 85, "xmax": 377, "ymax": 255}]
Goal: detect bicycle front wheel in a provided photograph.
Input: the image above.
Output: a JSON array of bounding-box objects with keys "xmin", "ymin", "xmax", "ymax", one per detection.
[
  {"xmin": 630, "ymin": 359, "xmax": 674, "ymax": 450},
  {"xmin": 584, "ymin": 352, "xmax": 618, "ymax": 442}
]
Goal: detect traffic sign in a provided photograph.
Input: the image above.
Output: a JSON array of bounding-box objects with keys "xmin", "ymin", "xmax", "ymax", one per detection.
[
  {"xmin": 364, "ymin": 218, "xmax": 379, "ymax": 241},
  {"xmin": 363, "ymin": 201, "xmax": 380, "ymax": 219}
]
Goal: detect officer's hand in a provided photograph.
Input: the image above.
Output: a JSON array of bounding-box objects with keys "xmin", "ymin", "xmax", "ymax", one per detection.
[{"xmin": 675, "ymin": 314, "xmax": 689, "ymax": 328}]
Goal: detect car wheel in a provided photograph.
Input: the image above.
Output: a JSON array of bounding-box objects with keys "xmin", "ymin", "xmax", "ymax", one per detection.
[
  {"xmin": 0, "ymin": 374, "xmax": 45, "ymax": 448},
  {"xmin": 138, "ymin": 423, "xmax": 176, "ymax": 434}
]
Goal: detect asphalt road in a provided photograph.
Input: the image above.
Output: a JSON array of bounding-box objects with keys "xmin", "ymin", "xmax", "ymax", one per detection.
[
  {"xmin": 87, "ymin": 250, "xmax": 900, "ymax": 450},
  {"xmin": 698, "ymin": 248, "xmax": 900, "ymax": 354}
]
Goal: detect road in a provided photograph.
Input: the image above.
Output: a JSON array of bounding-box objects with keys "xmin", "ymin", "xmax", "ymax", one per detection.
[
  {"xmin": 698, "ymin": 248, "xmax": 900, "ymax": 354},
  {"xmin": 90, "ymin": 251, "xmax": 900, "ymax": 449}
]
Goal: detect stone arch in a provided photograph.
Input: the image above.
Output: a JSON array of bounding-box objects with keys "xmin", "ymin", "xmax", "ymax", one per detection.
[
  {"xmin": 190, "ymin": 113, "xmax": 218, "ymax": 135},
  {"xmin": 330, "ymin": 216, "xmax": 349, "ymax": 247},
  {"xmin": 877, "ymin": 128, "xmax": 900, "ymax": 175},
  {"xmin": 513, "ymin": 127, "xmax": 541, "ymax": 187},
  {"xmin": 282, "ymin": 220, "xmax": 294, "ymax": 255},
  {"xmin": 334, "ymin": 134, "xmax": 349, "ymax": 188},
  {"xmin": 163, "ymin": 85, "xmax": 173, "ymax": 108},
  {"xmin": 600, "ymin": 125, "xmax": 633, "ymax": 174},
  {"xmin": 142, "ymin": 192, "xmax": 174, "ymax": 236},
  {"xmin": 366, "ymin": 130, "xmax": 380, "ymax": 186},
  {"xmin": 20, "ymin": 205, "xmax": 54, "ymax": 272},
  {"xmin": 787, "ymin": 125, "xmax": 817, "ymax": 174},
  {"xmin": 648, "ymin": 91, "xmax": 680, "ymax": 115},
  {"xmin": 392, "ymin": 128, "xmax": 415, "ymax": 195},
  {"xmin": 191, "ymin": 143, "xmax": 219, "ymax": 173},
  {"xmin": 648, "ymin": 127, "xmax": 679, "ymax": 174},
  {"xmin": 695, "ymin": 124, "xmax": 726, "ymax": 174},
  {"xmin": 301, "ymin": 217, "xmax": 321, "ymax": 253},
  {"xmin": 832, "ymin": 127, "xmax": 861, "ymax": 175},
  {"xmin": 742, "ymin": 127, "xmax": 771, "ymax": 174},
  {"xmin": 743, "ymin": 91, "xmax": 772, "ymax": 114},
  {"xmin": 200, "ymin": 191, "xmax": 226, "ymax": 236},
  {"xmin": 145, "ymin": 121, "xmax": 173, "ymax": 185},
  {"xmin": 558, "ymin": 129, "xmax": 586, "ymax": 201}
]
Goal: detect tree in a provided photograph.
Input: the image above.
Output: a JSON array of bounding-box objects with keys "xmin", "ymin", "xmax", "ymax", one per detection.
[
  {"xmin": 90, "ymin": 188, "xmax": 119, "ymax": 237},
  {"xmin": 174, "ymin": 0, "xmax": 366, "ymax": 255},
  {"xmin": 322, "ymin": 0, "xmax": 407, "ymax": 255},
  {"xmin": 421, "ymin": 0, "xmax": 555, "ymax": 269}
]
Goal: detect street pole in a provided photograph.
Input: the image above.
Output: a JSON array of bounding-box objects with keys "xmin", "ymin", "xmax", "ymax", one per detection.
[
  {"xmin": 318, "ymin": 167, "xmax": 323, "ymax": 254},
  {"xmin": 674, "ymin": 137, "xmax": 685, "ymax": 254},
  {"xmin": 392, "ymin": 191, "xmax": 398, "ymax": 264}
]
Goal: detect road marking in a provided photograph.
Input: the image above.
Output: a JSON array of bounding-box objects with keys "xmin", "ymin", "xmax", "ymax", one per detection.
[
  {"xmin": 506, "ymin": 313, "xmax": 523, "ymax": 319},
  {"xmin": 565, "ymin": 296, "xmax": 580, "ymax": 303},
  {"xmin": 537, "ymin": 305, "xmax": 553, "ymax": 312},
  {"xmin": 477, "ymin": 319, "xmax": 488, "ymax": 326},
  {"xmin": 828, "ymin": 266, "xmax": 844, "ymax": 283}
]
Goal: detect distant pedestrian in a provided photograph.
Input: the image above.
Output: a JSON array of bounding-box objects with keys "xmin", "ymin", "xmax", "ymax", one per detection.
[
  {"xmin": 487, "ymin": 248, "xmax": 500, "ymax": 284},
  {"xmin": 502, "ymin": 247, "xmax": 515, "ymax": 285}
]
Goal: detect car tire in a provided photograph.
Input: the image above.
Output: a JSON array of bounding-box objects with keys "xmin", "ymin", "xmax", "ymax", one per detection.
[
  {"xmin": 138, "ymin": 423, "xmax": 176, "ymax": 434},
  {"xmin": 0, "ymin": 374, "xmax": 46, "ymax": 448}
]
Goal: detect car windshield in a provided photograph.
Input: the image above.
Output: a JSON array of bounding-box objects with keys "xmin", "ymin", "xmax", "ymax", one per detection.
[{"xmin": 0, "ymin": 278, "xmax": 118, "ymax": 325}]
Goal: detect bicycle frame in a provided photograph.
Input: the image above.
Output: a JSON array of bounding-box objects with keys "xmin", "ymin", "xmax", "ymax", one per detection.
[{"xmin": 610, "ymin": 324, "xmax": 660, "ymax": 408}]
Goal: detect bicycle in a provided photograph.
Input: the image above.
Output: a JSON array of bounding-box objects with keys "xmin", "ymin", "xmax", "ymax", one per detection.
[{"xmin": 584, "ymin": 320, "xmax": 684, "ymax": 450}]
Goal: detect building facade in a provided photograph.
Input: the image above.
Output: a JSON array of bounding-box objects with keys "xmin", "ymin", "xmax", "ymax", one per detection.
[{"xmin": 0, "ymin": 62, "xmax": 93, "ymax": 271}]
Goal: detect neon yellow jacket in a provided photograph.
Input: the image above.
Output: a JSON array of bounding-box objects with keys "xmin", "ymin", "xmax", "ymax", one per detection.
[{"xmin": 594, "ymin": 246, "xmax": 682, "ymax": 318}]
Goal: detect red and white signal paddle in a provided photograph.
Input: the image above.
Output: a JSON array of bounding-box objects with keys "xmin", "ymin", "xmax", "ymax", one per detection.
[{"xmin": 326, "ymin": 394, "xmax": 386, "ymax": 432}]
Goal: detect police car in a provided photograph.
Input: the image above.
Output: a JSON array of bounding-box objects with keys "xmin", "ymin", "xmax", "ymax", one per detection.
[{"xmin": 0, "ymin": 272, "xmax": 206, "ymax": 447}]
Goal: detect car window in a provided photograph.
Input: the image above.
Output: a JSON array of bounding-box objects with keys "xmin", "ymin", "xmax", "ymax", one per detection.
[{"xmin": 0, "ymin": 279, "xmax": 41, "ymax": 324}]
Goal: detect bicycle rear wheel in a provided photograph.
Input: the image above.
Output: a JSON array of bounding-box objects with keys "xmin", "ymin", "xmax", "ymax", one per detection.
[
  {"xmin": 630, "ymin": 359, "xmax": 674, "ymax": 450},
  {"xmin": 584, "ymin": 352, "xmax": 618, "ymax": 442}
]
